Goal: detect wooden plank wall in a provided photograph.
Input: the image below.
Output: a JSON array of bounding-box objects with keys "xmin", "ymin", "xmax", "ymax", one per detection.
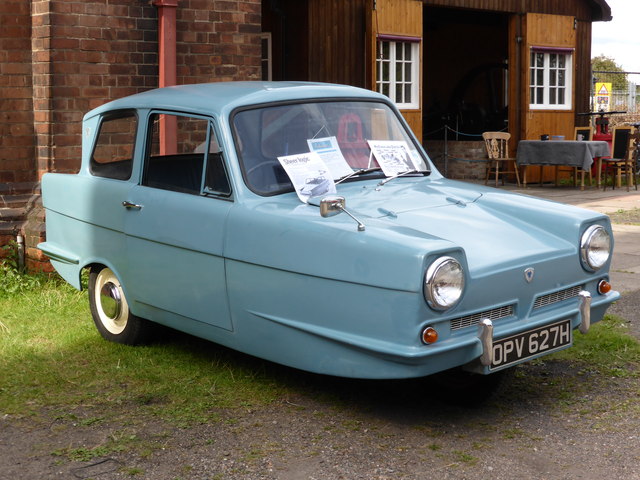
[
  {"xmin": 375, "ymin": 0, "xmax": 422, "ymax": 34},
  {"xmin": 574, "ymin": 19, "xmax": 593, "ymax": 122},
  {"xmin": 423, "ymin": 0, "xmax": 599, "ymax": 21},
  {"xmin": 523, "ymin": 13, "xmax": 576, "ymax": 141},
  {"xmin": 371, "ymin": 0, "xmax": 423, "ymax": 139},
  {"xmin": 308, "ymin": 0, "xmax": 367, "ymax": 87}
]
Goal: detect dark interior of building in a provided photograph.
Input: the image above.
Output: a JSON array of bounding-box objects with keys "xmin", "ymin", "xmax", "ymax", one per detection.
[{"xmin": 423, "ymin": 7, "xmax": 509, "ymax": 141}]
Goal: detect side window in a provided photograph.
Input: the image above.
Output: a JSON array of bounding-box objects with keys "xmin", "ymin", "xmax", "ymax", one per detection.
[
  {"xmin": 91, "ymin": 111, "xmax": 137, "ymax": 180},
  {"xmin": 143, "ymin": 113, "xmax": 231, "ymax": 196}
]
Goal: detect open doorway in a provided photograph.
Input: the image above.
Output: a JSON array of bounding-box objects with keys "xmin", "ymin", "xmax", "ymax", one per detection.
[{"xmin": 423, "ymin": 7, "xmax": 509, "ymax": 141}]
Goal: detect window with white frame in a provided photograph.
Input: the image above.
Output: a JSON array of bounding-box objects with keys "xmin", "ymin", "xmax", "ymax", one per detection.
[
  {"xmin": 261, "ymin": 33, "xmax": 272, "ymax": 81},
  {"xmin": 376, "ymin": 37, "xmax": 420, "ymax": 109},
  {"xmin": 529, "ymin": 48, "xmax": 573, "ymax": 110}
]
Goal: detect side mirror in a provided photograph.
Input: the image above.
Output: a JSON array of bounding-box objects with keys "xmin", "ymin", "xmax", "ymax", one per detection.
[
  {"xmin": 310, "ymin": 195, "xmax": 365, "ymax": 232},
  {"xmin": 319, "ymin": 196, "xmax": 345, "ymax": 218}
]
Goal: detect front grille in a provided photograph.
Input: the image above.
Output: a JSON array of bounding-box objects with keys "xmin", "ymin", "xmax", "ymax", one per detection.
[
  {"xmin": 450, "ymin": 305, "xmax": 514, "ymax": 331},
  {"xmin": 533, "ymin": 285, "xmax": 583, "ymax": 309}
]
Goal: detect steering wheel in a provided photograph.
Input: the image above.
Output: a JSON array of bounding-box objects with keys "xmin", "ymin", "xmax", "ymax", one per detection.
[{"xmin": 246, "ymin": 160, "xmax": 282, "ymax": 176}]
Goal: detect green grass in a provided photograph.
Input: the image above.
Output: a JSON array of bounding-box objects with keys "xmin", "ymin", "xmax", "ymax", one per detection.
[
  {"xmin": 2, "ymin": 260, "xmax": 639, "ymax": 425},
  {"xmin": 552, "ymin": 314, "xmax": 640, "ymax": 376},
  {"xmin": 0, "ymin": 268, "xmax": 286, "ymax": 423}
]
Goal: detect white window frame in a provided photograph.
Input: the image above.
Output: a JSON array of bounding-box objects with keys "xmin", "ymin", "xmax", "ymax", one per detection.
[
  {"xmin": 261, "ymin": 33, "xmax": 272, "ymax": 81},
  {"xmin": 376, "ymin": 36, "xmax": 420, "ymax": 110},
  {"xmin": 529, "ymin": 48, "xmax": 573, "ymax": 110}
]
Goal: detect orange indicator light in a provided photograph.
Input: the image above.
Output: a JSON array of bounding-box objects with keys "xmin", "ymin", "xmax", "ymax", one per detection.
[
  {"xmin": 422, "ymin": 327, "xmax": 439, "ymax": 344},
  {"xmin": 598, "ymin": 280, "xmax": 612, "ymax": 294}
]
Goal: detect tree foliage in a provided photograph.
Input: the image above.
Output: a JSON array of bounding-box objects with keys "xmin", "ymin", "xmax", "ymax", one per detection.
[{"xmin": 592, "ymin": 55, "xmax": 628, "ymax": 91}]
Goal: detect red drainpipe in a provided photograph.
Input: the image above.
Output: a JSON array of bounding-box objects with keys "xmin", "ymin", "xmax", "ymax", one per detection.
[{"xmin": 153, "ymin": 0, "xmax": 178, "ymax": 154}]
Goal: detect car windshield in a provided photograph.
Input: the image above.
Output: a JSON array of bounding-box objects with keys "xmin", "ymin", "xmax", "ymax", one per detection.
[{"xmin": 232, "ymin": 100, "xmax": 429, "ymax": 196}]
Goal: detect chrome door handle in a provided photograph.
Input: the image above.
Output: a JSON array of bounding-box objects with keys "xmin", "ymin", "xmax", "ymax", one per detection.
[{"xmin": 122, "ymin": 201, "xmax": 143, "ymax": 210}]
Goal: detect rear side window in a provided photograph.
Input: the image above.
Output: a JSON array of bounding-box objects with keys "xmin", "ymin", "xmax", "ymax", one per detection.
[
  {"xmin": 91, "ymin": 111, "xmax": 137, "ymax": 180},
  {"xmin": 143, "ymin": 113, "xmax": 231, "ymax": 197}
]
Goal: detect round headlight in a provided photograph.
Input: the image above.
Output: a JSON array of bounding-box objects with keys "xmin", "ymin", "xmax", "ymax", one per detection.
[
  {"xmin": 424, "ymin": 256, "xmax": 465, "ymax": 311},
  {"xmin": 580, "ymin": 225, "xmax": 611, "ymax": 272}
]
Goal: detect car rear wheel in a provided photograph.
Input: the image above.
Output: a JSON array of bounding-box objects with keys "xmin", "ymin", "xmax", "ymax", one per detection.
[{"xmin": 88, "ymin": 266, "xmax": 151, "ymax": 345}]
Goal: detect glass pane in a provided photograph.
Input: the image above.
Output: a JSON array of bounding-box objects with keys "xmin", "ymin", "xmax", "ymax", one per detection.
[
  {"xmin": 405, "ymin": 63, "xmax": 411, "ymax": 82},
  {"xmin": 396, "ymin": 63, "xmax": 403, "ymax": 82},
  {"xmin": 550, "ymin": 54, "xmax": 557, "ymax": 68},
  {"xmin": 404, "ymin": 43, "xmax": 412, "ymax": 60},
  {"xmin": 530, "ymin": 69, "xmax": 536, "ymax": 85},
  {"xmin": 536, "ymin": 69, "xmax": 543, "ymax": 85},
  {"xmin": 396, "ymin": 42, "xmax": 403, "ymax": 60},
  {"xmin": 382, "ymin": 62, "xmax": 389, "ymax": 81},
  {"xmin": 550, "ymin": 88, "xmax": 556, "ymax": 104},
  {"xmin": 382, "ymin": 84, "xmax": 389, "ymax": 97},
  {"xmin": 143, "ymin": 114, "xmax": 208, "ymax": 195},
  {"xmin": 537, "ymin": 87, "xmax": 544, "ymax": 104},
  {"xmin": 396, "ymin": 84, "xmax": 403, "ymax": 102},
  {"xmin": 558, "ymin": 70, "xmax": 565, "ymax": 86},
  {"xmin": 382, "ymin": 42, "xmax": 390, "ymax": 59},
  {"xmin": 536, "ymin": 53, "xmax": 544, "ymax": 67},
  {"xmin": 558, "ymin": 89, "xmax": 565, "ymax": 104},
  {"xmin": 91, "ymin": 113, "xmax": 137, "ymax": 180},
  {"xmin": 559, "ymin": 55, "xmax": 566, "ymax": 68},
  {"xmin": 405, "ymin": 84, "xmax": 411, "ymax": 103},
  {"xmin": 550, "ymin": 70, "xmax": 556, "ymax": 86}
]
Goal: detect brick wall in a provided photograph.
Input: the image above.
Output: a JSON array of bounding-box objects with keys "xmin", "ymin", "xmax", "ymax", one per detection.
[
  {"xmin": 0, "ymin": 1, "xmax": 36, "ymax": 185},
  {"xmin": 177, "ymin": 0, "xmax": 262, "ymax": 84},
  {"xmin": 32, "ymin": 0, "xmax": 160, "ymax": 177},
  {"xmin": 2, "ymin": 0, "xmax": 263, "ymax": 272},
  {"xmin": 28, "ymin": 0, "xmax": 262, "ymax": 177},
  {"xmin": 424, "ymin": 140, "xmax": 489, "ymax": 180}
]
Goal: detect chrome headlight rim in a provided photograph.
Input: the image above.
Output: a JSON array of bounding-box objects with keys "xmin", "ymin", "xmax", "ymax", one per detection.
[
  {"xmin": 424, "ymin": 256, "xmax": 465, "ymax": 311},
  {"xmin": 580, "ymin": 224, "xmax": 611, "ymax": 272}
]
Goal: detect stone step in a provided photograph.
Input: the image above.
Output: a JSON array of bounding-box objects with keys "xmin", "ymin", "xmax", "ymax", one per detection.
[
  {"xmin": 0, "ymin": 193, "xmax": 35, "ymax": 208},
  {"xmin": 0, "ymin": 219, "xmax": 27, "ymax": 235},
  {"xmin": 0, "ymin": 182, "xmax": 40, "ymax": 195},
  {"xmin": 0, "ymin": 207, "xmax": 28, "ymax": 220}
]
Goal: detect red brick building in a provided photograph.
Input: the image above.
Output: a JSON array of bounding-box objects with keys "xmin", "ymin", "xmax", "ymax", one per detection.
[{"xmin": 1, "ymin": 0, "xmax": 262, "ymax": 270}]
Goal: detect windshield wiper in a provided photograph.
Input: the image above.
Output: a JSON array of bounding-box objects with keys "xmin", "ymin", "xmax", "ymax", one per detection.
[
  {"xmin": 335, "ymin": 167, "xmax": 382, "ymax": 185},
  {"xmin": 377, "ymin": 169, "xmax": 424, "ymax": 186}
]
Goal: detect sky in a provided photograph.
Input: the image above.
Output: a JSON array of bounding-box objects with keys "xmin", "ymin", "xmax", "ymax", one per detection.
[{"xmin": 591, "ymin": 0, "xmax": 640, "ymax": 72}]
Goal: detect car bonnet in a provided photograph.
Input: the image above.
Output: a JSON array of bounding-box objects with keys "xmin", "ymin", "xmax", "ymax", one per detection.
[{"xmin": 342, "ymin": 179, "xmax": 586, "ymax": 275}]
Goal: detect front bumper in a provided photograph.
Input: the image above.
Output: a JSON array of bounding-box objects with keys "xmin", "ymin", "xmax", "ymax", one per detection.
[{"xmin": 474, "ymin": 290, "xmax": 592, "ymax": 372}]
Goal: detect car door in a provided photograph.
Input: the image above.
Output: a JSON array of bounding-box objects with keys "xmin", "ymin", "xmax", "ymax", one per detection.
[{"xmin": 123, "ymin": 112, "xmax": 234, "ymax": 331}]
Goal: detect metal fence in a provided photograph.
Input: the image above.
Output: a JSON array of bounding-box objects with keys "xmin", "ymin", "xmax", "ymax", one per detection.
[{"xmin": 591, "ymin": 70, "xmax": 640, "ymax": 126}]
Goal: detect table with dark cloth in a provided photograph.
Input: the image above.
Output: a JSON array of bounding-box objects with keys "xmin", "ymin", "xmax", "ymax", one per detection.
[{"xmin": 516, "ymin": 140, "xmax": 611, "ymax": 188}]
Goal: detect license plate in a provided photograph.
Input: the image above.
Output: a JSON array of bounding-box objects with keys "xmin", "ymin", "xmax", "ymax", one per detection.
[{"xmin": 490, "ymin": 319, "xmax": 572, "ymax": 371}]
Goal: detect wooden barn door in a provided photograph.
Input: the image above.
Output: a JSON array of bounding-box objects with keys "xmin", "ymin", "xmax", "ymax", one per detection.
[{"xmin": 367, "ymin": 0, "xmax": 423, "ymax": 141}]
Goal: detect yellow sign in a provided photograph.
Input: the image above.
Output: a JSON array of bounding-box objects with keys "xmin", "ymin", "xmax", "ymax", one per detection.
[{"xmin": 594, "ymin": 82, "xmax": 612, "ymax": 112}]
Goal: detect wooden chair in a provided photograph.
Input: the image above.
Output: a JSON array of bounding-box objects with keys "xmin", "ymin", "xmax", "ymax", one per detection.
[
  {"xmin": 574, "ymin": 126, "xmax": 593, "ymax": 142},
  {"xmin": 483, "ymin": 132, "xmax": 521, "ymax": 187},
  {"xmin": 560, "ymin": 126, "xmax": 594, "ymax": 187},
  {"xmin": 602, "ymin": 126, "xmax": 635, "ymax": 191}
]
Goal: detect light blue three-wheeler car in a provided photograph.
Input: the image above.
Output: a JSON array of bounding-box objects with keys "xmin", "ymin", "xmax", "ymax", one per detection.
[{"xmin": 40, "ymin": 82, "xmax": 619, "ymax": 395}]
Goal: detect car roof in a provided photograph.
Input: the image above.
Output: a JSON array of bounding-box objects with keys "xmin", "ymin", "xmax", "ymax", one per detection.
[{"xmin": 85, "ymin": 81, "xmax": 387, "ymax": 120}]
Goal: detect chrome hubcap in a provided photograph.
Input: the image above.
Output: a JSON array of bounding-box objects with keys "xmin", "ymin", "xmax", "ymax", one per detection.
[{"xmin": 99, "ymin": 282, "xmax": 122, "ymax": 320}]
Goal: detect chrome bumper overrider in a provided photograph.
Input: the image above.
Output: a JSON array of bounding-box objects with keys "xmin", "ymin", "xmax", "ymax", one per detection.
[
  {"xmin": 577, "ymin": 290, "xmax": 591, "ymax": 334},
  {"xmin": 477, "ymin": 290, "xmax": 593, "ymax": 368}
]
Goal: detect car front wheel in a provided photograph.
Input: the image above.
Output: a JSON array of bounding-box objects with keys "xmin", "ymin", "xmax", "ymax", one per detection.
[{"xmin": 88, "ymin": 266, "xmax": 151, "ymax": 345}]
